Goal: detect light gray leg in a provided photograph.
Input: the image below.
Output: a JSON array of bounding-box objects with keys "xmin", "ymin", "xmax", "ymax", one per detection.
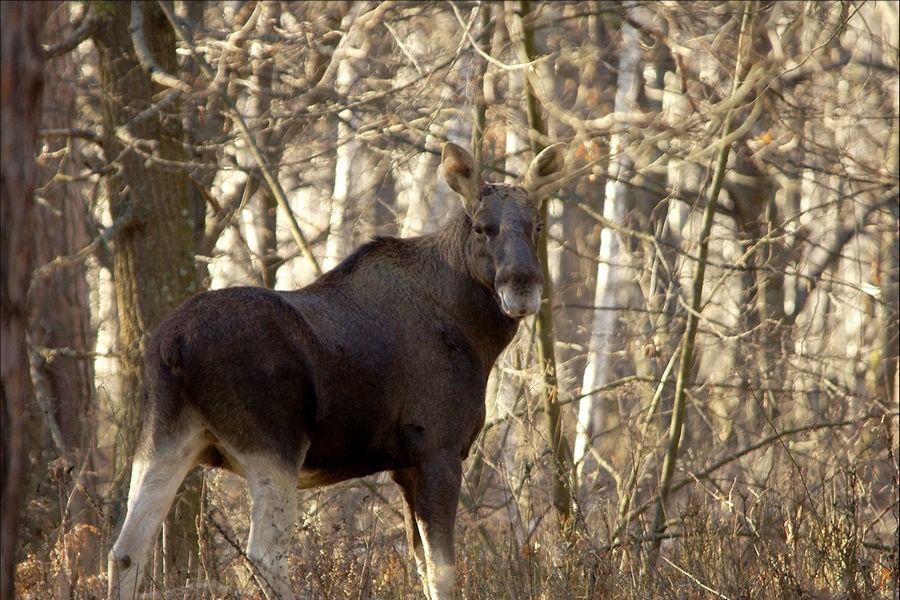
[
  {"xmin": 108, "ymin": 434, "xmax": 202, "ymax": 599},
  {"xmin": 244, "ymin": 457, "xmax": 301, "ymax": 600}
]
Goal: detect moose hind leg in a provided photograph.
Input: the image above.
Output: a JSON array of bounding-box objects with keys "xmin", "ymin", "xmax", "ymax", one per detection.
[
  {"xmin": 108, "ymin": 431, "xmax": 203, "ymax": 599},
  {"xmin": 391, "ymin": 469, "xmax": 430, "ymax": 598},
  {"xmin": 244, "ymin": 456, "xmax": 302, "ymax": 600}
]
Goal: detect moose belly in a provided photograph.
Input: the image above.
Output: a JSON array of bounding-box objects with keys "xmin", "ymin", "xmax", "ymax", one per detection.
[
  {"xmin": 299, "ymin": 428, "xmax": 409, "ymax": 488},
  {"xmin": 296, "ymin": 466, "xmax": 388, "ymax": 489},
  {"xmin": 297, "ymin": 468, "xmax": 344, "ymax": 488}
]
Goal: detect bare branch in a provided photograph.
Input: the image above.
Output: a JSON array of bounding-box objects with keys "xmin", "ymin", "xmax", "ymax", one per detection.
[
  {"xmin": 42, "ymin": 8, "xmax": 94, "ymax": 58},
  {"xmin": 788, "ymin": 187, "xmax": 899, "ymax": 324},
  {"xmin": 40, "ymin": 127, "xmax": 103, "ymax": 146},
  {"xmin": 156, "ymin": 0, "xmax": 322, "ymax": 276},
  {"xmin": 128, "ymin": 1, "xmax": 190, "ymax": 92}
]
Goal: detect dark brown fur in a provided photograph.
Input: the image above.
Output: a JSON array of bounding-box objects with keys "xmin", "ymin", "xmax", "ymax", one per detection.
[{"xmin": 142, "ymin": 210, "xmax": 519, "ymax": 482}]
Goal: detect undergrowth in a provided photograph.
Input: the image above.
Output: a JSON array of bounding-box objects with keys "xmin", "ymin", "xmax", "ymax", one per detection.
[{"xmin": 15, "ymin": 458, "xmax": 898, "ymax": 600}]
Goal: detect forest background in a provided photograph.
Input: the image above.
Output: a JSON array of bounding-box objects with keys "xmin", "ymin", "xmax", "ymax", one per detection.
[{"xmin": 1, "ymin": 1, "xmax": 898, "ymax": 599}]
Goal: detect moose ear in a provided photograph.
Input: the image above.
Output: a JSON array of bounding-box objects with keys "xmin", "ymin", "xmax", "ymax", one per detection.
[
  {"xmin": 523, "ymin": 143, "xmax": 566, "ymax": 201},
  {"xmin": 440, "ymin": 142, "xmax": 483, "ymax": 213}
]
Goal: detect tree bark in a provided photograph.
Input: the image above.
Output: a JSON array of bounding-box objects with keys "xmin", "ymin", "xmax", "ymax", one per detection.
[
  {"xmin": 26, "ymin": 3, "xmax": 101, "ymax": 589},
  {"xmin": 91, "ymin": 0, "xmax": 199, "ymax": 577},
  {"xmin": 1, "ymin": 3, "xmax": 47, "ymax": 598},
  {"xmin": 241, "ymin": 1, "xmax": 281, "ymax": 288}
]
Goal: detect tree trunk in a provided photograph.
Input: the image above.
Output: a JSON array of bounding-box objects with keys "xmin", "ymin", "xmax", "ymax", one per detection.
[
  {"xmin": 324, "ymin": 8, "xmax": 365, "ymax": 270},
  {"xmin": 1, "ymin": 3, "xmax": 47, "ymax": 598},
  {"xmin": 730, "ymin": 150, "xmax": 787, "ymax": 437},
  {"xmin": 509, "ymin": 0, "xmax": 574, "ymax": 527},
  {"xmin": 181, "ymin": 0, "xmax": 225, "ymax": 290},
  {"xmin": 91, "ymin": 0, "xmax": 200, "ymax": 580},
  {"xmin": 241, "ymin": 1, "xmax": 281, "ymax": 288},
  {"xmin": 574, "ymin": 12, "xmax": 643, "ymax": 485},
  {"xmin": 882, "ymin": 106, "xmax": 899, "ymax": 408},
  {"xmin": 26, "ymin": 4, "xmax": 101, "ymax": 590},
  {"xmin": 396, "ymin": 26, "xmax": 443, "ymax": 238}
]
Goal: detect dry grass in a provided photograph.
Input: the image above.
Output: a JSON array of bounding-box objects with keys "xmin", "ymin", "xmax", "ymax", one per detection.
[
  {"xmin": 14, "ymin": 351, "xmax": 899, "ymax": 600},
  {"xmin": 14, "ymin": 431, "xmax": 898, "ymax": 600}
]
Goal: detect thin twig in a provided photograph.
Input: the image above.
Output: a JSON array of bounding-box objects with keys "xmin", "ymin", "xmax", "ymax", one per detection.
[
  {"xmin": 29, "ymin": 195, "xmax": 136, "ymax": 286},
  {"xmin": 749, "ymin": 387, "xmax": 820, "ymax": 523},
  {"xmin": 206, "ymin": 507, "xmax": 278, "ymax": 600},
  {"xmin": 621, "ymin": 412, "xmax": 900, "ymax": 529},
  {"xmin": 659, "ymin": 554, "xmax": 733, "ymax": 600},
  {"xmin": 449, "ymin": 1, "xmax": 543, "ymax": 71}
]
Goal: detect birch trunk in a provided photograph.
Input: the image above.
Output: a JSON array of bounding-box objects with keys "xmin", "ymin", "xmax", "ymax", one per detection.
[
  {"xmin": 324, "ymin": 45, "xmax": 359, "ymax": 270},
  {"xmin": 574, "ymin": 15, "xmax": 643, "ymax": 483},
  {"xmin": 396, "ymin": 28, "xmax": 443, "ymax": 238}
]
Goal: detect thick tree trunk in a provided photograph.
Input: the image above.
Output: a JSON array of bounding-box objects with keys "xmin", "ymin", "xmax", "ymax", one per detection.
[
  {"xmin": 1, "ymin": 3, "xmax": 46, "ymax": 598},
  {"xmin": 91, "ymin": 0, "xmax": 200, "ymax": 580}
]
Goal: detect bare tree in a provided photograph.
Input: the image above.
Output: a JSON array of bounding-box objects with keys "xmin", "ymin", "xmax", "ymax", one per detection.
[
  {"xmin": 24, "ymin": 5, "xmax": 102, "ymax": 590},
  {"xmin": 574, "ymin": 7, "xmax": 644, "ymax": 486},
  {"xmin": 90, "ymin": 0, "xmax": 200, "ymax": 573},
  {"xmin": 1, "ymin": 3, "xmax": 47, "ymax": 598}
]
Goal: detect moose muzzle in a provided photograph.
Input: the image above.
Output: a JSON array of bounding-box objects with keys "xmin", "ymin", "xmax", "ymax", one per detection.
[{"xmin": 496, "ymin": 272, "xmax": 543, "ymax": 318}]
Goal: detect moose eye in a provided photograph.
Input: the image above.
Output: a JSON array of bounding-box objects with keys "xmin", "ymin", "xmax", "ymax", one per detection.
[
  {"xmin": 534, "ymin": 222, "xmax": 544, "ymax": 237},
  {"xmin": 473, "ymin": 223, "xmax": 497, "ymax": 238}
]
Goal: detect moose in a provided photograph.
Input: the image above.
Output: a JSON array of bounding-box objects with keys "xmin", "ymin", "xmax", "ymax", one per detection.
[{"xmin": 107, "ymin": 142, "xmax": 566, "ymax": 600}]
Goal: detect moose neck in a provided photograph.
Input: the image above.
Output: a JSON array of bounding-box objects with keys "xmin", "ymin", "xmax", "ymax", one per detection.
[{"xmin": 426, "ymin": 210, "xmax": 520, "ymax": 372}]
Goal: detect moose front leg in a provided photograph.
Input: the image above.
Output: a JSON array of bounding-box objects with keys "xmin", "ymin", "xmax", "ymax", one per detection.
[{"xmin": 413, "ymin": 453, "xmax": 462, "ymax": 600}]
